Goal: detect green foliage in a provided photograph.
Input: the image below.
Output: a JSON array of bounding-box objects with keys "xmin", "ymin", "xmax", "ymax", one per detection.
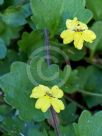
[
  {"xmin": 27, "ymin": 128, "xmax": 47, "ymax": 136},
  {"xmin": 0, "ymin": 39, "xmax": 7, "ymax": 59},
  {"xmin": 0, "ymin": 61, "xmax": 49, "ymax": 121},
  {"xmin": 31, "ymin": 0, "xmax": 92, "ymax": 36},
  {"xmin": 62, "ymin": 45, "xmax": 86, "ymax": 61},
  {"xmin": 0, "ymin": 0, "xmax": 102, "ymax": 135},
  {"xmin": 60, "ymin": 103, "xmax": 78, "ymax": 125},
  {"xmin": 0, "ymin": 58, "xmax": 73, "ymax": 121},
  {"xmin": 0, "ymin": 23, "xmax": 21, "ymax": 45},
  {"xmin": 0, "ymin": 0, "xmax": 4, "ymax": 5},
  {"xmin": 86, "ymin": 0, "xmax": 102, "ymax": 20},
  {"xmin": 77, "ymin": 66, "xmax": 102, "ymax": 107},
  {"xmin": 18, "ymin": 31, "xmax": 44, "ymax": 55},
  {"xmin": 74, "ymin": 110, "xmax": 102, "ymax": 136},
  {"xmin": 86, "ymin": 21, "xmax": 102, "ymax": 57},
  {"xmin": 1, "ymin": 4, "xmax": 31, "ymax": 27},
  {"xmin": 0, "ymin": 50, "xmax": 26, "ymax": 76}
]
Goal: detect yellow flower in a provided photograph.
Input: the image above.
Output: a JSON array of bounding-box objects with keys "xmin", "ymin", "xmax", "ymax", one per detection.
[
  {"xmin": 60, "ymin": 17, "xmax": 96, "ymax": 50},
  {"xmin": 30, "ymin": 85, "xmax": 65, "ymax": 113}
]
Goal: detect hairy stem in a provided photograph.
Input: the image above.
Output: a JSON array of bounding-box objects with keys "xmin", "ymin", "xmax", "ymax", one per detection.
[{"xmin": 44, "ymin": 29, "xmax": 61, "ymax": 136}]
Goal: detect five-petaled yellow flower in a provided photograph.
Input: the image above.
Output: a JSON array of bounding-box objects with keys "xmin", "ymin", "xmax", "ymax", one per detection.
[
  {"xmin": 60, "ymin": 17, "xmax": 96, "ymax": 50},
  {"xmin": 30, "ymin": 85, "xmax": 65, "ymax": 113}
]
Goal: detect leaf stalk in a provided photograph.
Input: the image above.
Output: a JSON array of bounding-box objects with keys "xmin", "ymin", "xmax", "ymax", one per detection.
[{"xmin": 44, "ymin": 29, "xmax": 61, "ymax": 136}]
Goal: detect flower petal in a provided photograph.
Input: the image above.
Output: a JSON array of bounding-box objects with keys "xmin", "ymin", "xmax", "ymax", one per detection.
[
  {"xmin": 51, "ymin": 85, "xmax": 64, "ymax": 98},
  {"xmin": 74, "ymin": 32, "xmax": 84, "ymax": 50},
  {"xmin": 78, "ymin": 22, "xmax": 88, "ymax": 30},
  {"xmin": 51, "ymin": 98, "xmax": 65, "ymax": 113},
  {"xmin": 60, "ymin": 30, "xmax": 74, "ymax": 44},
  {"xmin": 35, "ymin": 96, "xmax": 51, "ymax": 112},
  {"xmin": 82, "ymin": 30, "xmax": 96, "ymax": 43},
  {"xmin": 30, "ymin": 85, "xmax": 50, "ymax": 98},
  {"xmin": 66, "ymin": 17, "xmax": 78, "ymax": 29}
]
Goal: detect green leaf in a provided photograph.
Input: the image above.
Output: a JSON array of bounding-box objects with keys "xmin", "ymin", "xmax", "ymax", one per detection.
[
  {"xmin": 0, "ymin": 3, "xmax": 31, "ymax": 28},
  {"xmin": 86, "ymin": 21, "xmax": 102, "ymax": 57},
  {"xmin": 60, "ymin": 103, "xmax": 78, "ymax": 125},
  {"xmin": 22, "ymin": 3, "xmax": 32, "ymax": 18},
  {"xmin": 0, "ymin": 49, "xmax": 26, "ymax": 76},
  {"xmin": 0, "ymin": 39, "xmax": 7, "ymax": 59},
  {"xmin": 30, "ymin": 0, "xmax": 62, "ymax": 35},
  {"xmin": 0, "ymin": 104, "xmax": 12, "ymax": 122},
  {"xmin": 49, "ymin": 124, "xmax": 76, "ymax": 136},
  {"xmin": 63, "ymin": 45, "xmax": 86, "ymax": 61},
  {"xmin": 28, "ymin": 128, "xmax": 47, "ymax": 136},
  {"xmin": 1, "ymin": 6, "xmax": 26, "ymax": 27},
  {"xmin": 18, "ymin": 31, "xmax": 44, "ymax": 55},
  {"xmin": 0, "ymin": 0, "xmax": 4, "ymax": 5},
  {"xmin": 0, "ymin": 61, "xmax": 48, "ymax": 121},
  {"xmin": 30, "ymin": 0, "xmax": 92, "ymax": 36},
  {"xmin": 0, "ymin": 113, "xmax": 24, "ymax": 135},
  {"xmin": 84, "ymin": 66, "xmax": 102, "ymax": 92},
  {"xmin": 73, "ymin": 110, "xmax": 102, "ymax": 136},
  {"xmin": 86, "ymin": 0, "xmax": 102, "ymax": 20},
  {"xmin": 61, "ymin": 124, "xmax": 76, "ymax": 136},
  {"xmin": 63, "ymin": 69, "xmax": 79, "ymax": 93},
  {"xmin": 77, "ymin": 66, "xmax": 102, "ymax": 107},
  {"xmin": 0, "ymin": 20, "xmax": 6, "ymax": 34},
  {"xmin": 0, "ymin": 25, "xmax": 21, "ymax": 45}
]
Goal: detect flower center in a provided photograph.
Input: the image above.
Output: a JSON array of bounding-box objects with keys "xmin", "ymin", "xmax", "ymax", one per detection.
[
  {"xmin": 74, "ymin": 29, "xmax": 85, "ymax": 32},
  {"xmin": 46, "ymin": 92, "xmax": 54, "ymax": 98},
  {"xmin": 71, "ymin": 23, "xmax": 87, "ymax": 32},
  {"xmin": 74, "ymin": 25, "xmax": 85, "ymax": 32}
]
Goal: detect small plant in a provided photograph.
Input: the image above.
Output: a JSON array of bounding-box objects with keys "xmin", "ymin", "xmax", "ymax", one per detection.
[{"xmin": 0, "ymin": 0, "xmax": 102, "ymax": 136}]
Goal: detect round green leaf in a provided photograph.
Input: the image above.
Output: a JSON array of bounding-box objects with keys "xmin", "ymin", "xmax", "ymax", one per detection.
[
  {"xmin": 1, "ymin": 6, "xmax": 27, "ymax": 27},
  {"xmin": 74, "ymin": 110, "xmax": 102, "ymax": 136},
  {"xmin": 0, "ymin": 62, "xmax": 48, "ymax": 121}
]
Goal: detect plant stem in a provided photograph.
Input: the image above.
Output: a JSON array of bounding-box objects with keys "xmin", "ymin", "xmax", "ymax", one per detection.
[
  {"xmin": 44, "ymin": 29, "xmax": 61, "ymax": 136},
  {"xmin": 50, "ymin": 107, "xmax": 61, "ymax": 136},
  {"xmin": 44, "ymin": 29, "xmax": 51, "ymax": 65}
]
